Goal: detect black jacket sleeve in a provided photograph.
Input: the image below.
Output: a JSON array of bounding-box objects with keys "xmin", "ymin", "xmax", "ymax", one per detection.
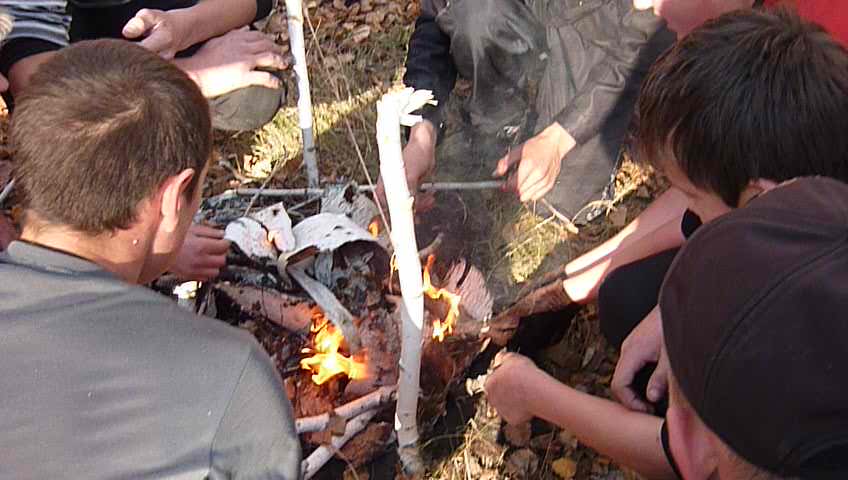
[
  {"xmin": 554, "ymin": 1, "xmax": 671, "ymax": 145},
  {"xmin": 402, "ymin": 0, "xmax": 454, "ymax": 127},
  {"xmin": 254, "ymin": 0, "xmax": 275, "ymax": 22}
]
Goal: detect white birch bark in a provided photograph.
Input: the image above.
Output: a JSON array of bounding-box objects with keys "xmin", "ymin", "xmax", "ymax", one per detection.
[
  {"xmin": 375, "ymin": 88, "xmax": 435, "ymax": 475},
  {"xmin": 285, "ymin": 0, "xmax": 320, "ymax": 188}
]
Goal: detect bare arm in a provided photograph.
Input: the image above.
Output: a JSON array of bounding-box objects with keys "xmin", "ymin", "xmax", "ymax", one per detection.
[
  {"xmin": 486, "ymin": 353, "xmax": 675, "ymax": 480},
  {"xmin": 563, "ymin": 214, "xmax": 685, "ymax": 304},
  {"xmin": 566, "ymin": 187, "xmax": 689, "ymax": 274}
]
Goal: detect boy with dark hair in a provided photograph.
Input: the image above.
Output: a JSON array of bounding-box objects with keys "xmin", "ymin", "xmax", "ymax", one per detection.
[
  {"xmin": 0, "ymin": 39, "xmax": 301, "ymax": 478},
  {"xmin": 485, "ymin": 8, "xmax": 848, "ymax": 478},
  {"xmin": 661, "ymin": 176, "xmax": 848, "ymax": 479}
]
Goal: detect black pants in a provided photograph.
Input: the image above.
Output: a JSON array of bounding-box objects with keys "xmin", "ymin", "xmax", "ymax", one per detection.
[
  {"xmin": 0, "ymin": 1, "xmax": 285, "ymax": 131},
  {"xmin": 596, "ymin": 248, "xmax": 679, "ymax": 412}
]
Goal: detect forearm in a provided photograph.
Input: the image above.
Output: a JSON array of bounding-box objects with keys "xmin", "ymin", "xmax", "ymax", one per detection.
[
  {"xmin": 403, "ymin": 2, "xmax": 455, "ymax": 126},
  {"xmin": 178, "ymin": 0, "xmax": 261, "ymax": 49},
  {"xmin": 526, "ymin": 371, "xmax": 675, "ymax": 479},
  {"xmin": 564, "ymin": 215, "xmax": 685, "ymax": 303},
  {"xmin": 567, "ymin": 188, "xmax": 688, "ymax": 274}
]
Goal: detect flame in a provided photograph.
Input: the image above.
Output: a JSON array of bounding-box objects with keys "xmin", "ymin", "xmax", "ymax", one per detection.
[
  {"xmin": 423, "ymin": 255, "xmax": 461, "ymax": 342},
  {"xmin": 368, "ymin": 219, "xmax": 380, "ymax": 238},
  {"xmin": 300, "ymin": 315, "xmax": 367, "ymax": 385}
]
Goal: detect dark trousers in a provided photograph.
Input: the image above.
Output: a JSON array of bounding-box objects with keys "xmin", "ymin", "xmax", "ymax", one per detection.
[
  {"xmin": 1, "ymin": 1, "xmax": 284, "ymax": 131},
  {"xmin": 433, "ymin": 0, "xmax": 672, "ymax": 218},
  {"xmin": 596, "ymin": 248, "xmax": 679, "ymax": 412}
]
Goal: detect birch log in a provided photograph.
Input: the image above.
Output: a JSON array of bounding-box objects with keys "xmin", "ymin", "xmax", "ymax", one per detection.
[
  {"xmin": 296, "ymin": 385, "xmax": 396, "ymax": 434},
  {"xmin": 285, "ymin": 0, "xmax": 319, "ymax": 188},
  {"xmin": 301, "ymin": 409, "xmax": 378, "ymax": 479},
  {"xmin": 376, "ymin": 88, "xmax": 435, "ymax": 475}
]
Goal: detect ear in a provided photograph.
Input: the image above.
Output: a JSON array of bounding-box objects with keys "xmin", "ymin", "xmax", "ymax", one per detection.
[
  {"xmin": 738, "ymin": 178, "xmax": 779, "ymax": 207},
  {"xmin": 666, "ymin": 404, "xmax": 719, "ymax": 480},
  {"xmin": 158, "ymin": 168, "xmax": 196, "ymax": 233}
]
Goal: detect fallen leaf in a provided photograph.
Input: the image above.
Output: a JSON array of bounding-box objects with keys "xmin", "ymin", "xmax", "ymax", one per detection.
[
  {"xmin": 552, "ymin": 457, "xmax": 578, "ymax": 479},
  {"xmin": 505, "ymin": 449, "xmax": 539, "ymax": 478},
  {"xmin": 332, "ymin": 0, "xmax": 346, "ymax": 10},
  {"xmin": 608, "ymin": 206, "xmax": 628, "ymax": 228},
  {"xmin": 351, "ymin": 24, "xmax": 371, "ymax": 43}
]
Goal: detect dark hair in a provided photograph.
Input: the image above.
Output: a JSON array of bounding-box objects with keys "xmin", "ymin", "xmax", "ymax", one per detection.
[
  {"xmin": 634, "ymin": 8, "xmax": 848, "ymax": 206},
  {"xmin": 12, "ymin": 39, "xmax": 212, "ymax": 233}
]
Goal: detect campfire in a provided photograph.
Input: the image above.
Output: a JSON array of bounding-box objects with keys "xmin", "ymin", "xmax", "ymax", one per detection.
[
  {"xmin": 300, "ymin": 313, "xmax": 367, "ymax": 385},
  {"xmin": 423, "ymin": 254, "xmax": 461, "ymax": 342}
]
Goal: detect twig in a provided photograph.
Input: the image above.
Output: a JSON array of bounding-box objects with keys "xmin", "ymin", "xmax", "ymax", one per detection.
[
  {"xmin": 301, "ymin": 409, "xmax": 378, "ymax": 479},
  {"xmin": 216, "ymin": 180, "xmax": 505, "ymax": 199},
  {"xmin": 539, "ymin": 198, "xmax": 579, "ymax": 235},
  {"xmin": 0, "ymin": 178, "xmax": 14, "ymax": 206},
  {"xmin": 296, "ymin": 385, "xmax": 397, "ymax": 434},
  {"xmin": 417, "ymin": 232, "xmax": 444, "ymax": 261}
]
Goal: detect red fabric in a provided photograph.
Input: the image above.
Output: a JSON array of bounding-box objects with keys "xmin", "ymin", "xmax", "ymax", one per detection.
[{"xmin": 764, "ymin": 0, "xmax": 848, "ymax": 47}]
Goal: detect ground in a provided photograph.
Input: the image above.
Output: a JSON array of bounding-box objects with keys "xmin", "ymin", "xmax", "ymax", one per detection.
[{"xmin": 0, "ymin": 2, "xmax": 664, "ymax": 478}]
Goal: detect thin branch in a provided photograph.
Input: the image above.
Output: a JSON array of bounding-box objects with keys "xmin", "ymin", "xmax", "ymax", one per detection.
[
  {"xmin": 301, "ymin": 409, "xmax": 378, "ymax": 479},
  {"xmin": 296, "ymin": 385, "xmax": 396, "ymax": 434}
]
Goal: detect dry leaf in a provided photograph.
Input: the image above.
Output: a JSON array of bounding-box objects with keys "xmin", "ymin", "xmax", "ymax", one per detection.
[
  {"xmin": 360, "ymin": 0, "xmax": 373, "ymax": 12},
  {"xmin": 365, "ymin": 10, "xmax": 386, "ymax": 25},
  {"xmin": 608, "ymin": 206, "xmax": 628, "ymax": 228},
  {"xmin": 332, "ymin": 0, "xmax": 346, "ymax": 10},
  {"xmin": 552, "ymin": 457, "xmax": 578, "ymax": 479},
  {"xmin": 351, "ymin": 24, "xmax": 371, "ymax": 43},
  {"xmin": 342, "ymin": 21, "xmax": 357, "ymax": 30},
  {"xmin": 505, "ymin": 449, "xmax": 539, "ymax": 478}
]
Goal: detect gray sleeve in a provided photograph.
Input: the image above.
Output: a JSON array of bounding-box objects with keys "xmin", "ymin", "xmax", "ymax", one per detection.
[
  {"xmin": 0, "ymin": 1, "xmax": 70, "ymax": 46},
  {"xmin": 210, "ymin": 342, "xmax": 302, "ymax": 480}
]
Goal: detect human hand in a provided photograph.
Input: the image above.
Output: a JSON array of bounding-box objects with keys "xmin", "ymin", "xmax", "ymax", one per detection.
[
  {"xmin": 611, "ymin": 306, "xmax": 664, "ymax": 413},
  {"xmin": 375, "ymin": 121, "xmax": 437, "ymax": 212},
  {"xmin": 493, "ymin": 122, "xmax": 576, "ymax": 202},
  {"xmin": 484, "ymin": 351, "xmax": 541, "ymax": 424},
  {"xmin": 170, "ymin": 224, "xmax": 230, "ymax": 281},
  {"xmin": 177, "ymin": 28, "xmax": 287, "ymax": 98},
  {"xmin": 122, "ymin": 8, "xmax": 194, "ymax": 59}
]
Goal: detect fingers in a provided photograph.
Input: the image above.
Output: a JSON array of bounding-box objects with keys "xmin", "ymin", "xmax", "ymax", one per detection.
[
  {"xmin": 493, "ymin": 146, "xmax": 522, "ymax": 177},
  {"xmin": 611, "ymin": 353, "xmax": 652, "ymax": 413},
  {"xmin": 122, "ymin": 9, "xmax": 156, "ymax": 39},
  {"xmin": 647, "ymin": 348, "xmax": 670, "ymax": 403},
  {"xmin": 242, "ymin": 70, "xmax": 283, "ymax": 90},
  {"xmin": 190, "ymin": 224, "xmax": 225, "ymax": 238},
  {"xmin": 253, "ymin": 51, "xmax": 287, "ymax": 72}
]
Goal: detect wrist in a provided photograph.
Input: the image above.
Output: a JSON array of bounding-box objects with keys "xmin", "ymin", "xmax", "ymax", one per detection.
[
  {"xmin": 545, "ymin": 122, "xmax": 577, "ymax": 160},
  {"xmin": 169, "ymin": 8, "xmax": 201, "ymax": 51}
]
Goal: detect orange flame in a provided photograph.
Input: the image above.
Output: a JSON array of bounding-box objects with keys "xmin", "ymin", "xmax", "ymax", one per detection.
[
  {"xmin": 300, "ymin": 315, "xmax": 367, "ymax": 385},
  {"xmin": 423, "ymin": 255, "xmax": 461, "ymax": 342},
  {"xmin": 368, "ymin": 219, "xmax": 380, "ymax": 238}
]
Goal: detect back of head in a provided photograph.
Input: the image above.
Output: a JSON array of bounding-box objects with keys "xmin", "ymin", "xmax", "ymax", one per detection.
[
  {"xmin": 661, "ymin": 176, "xmax": 848, "ymax": 478},
  {"xmin": 636, "ymin": 8, "xmax": 848, "ymax": 206},
  {"xmin": 12, "ymin": 39, "xmax": 212, "ymax": 233}
]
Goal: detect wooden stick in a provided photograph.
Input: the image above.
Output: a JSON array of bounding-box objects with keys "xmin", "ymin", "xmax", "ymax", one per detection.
[
  {"xmin": 214, "ymin": 181, "xmax": 505, "ymax": 199},
  {"xmin": 0, "ymin": 178, "xmax": 15, "ymax": 206},
  {"xmin": 301, "ymin": 409, "xmax": 378, "ymax": 479},
  {"xmin": 296, "ymin": 385, "xmax": 396, "ymax": 434},
  {"xmin": 377, "ymin": 88, "xmax": 433, "ymax": 475},
  {"xmin": 539, "ymin": 198, "xmax": 579, "ymax": 235},
  {"xmin": 285, "ymin": 0, "xmax": 319, "ymax": 188}
]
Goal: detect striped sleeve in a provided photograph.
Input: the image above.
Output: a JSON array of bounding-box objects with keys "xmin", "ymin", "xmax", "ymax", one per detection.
[{"xmin": 0, "ymin": 1, "xmax": 69, "ymax": 47}]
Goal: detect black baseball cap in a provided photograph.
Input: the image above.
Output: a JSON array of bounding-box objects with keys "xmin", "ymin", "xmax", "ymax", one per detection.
[{"xmin": 660, "ymin": 176, "xmax": 848, "ymax": 478}]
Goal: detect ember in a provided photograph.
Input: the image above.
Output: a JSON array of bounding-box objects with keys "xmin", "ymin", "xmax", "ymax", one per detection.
[
  {"xmin": 368, "ymin": 219, "xmax": 380, "ymax": 238},
  {"xmin": 422, "ymin": 255, "xmax": 461, "ymax": 342},
  {"xmin": 301, "ymin": 314, "xmax": 367, "ymax": 385}
]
